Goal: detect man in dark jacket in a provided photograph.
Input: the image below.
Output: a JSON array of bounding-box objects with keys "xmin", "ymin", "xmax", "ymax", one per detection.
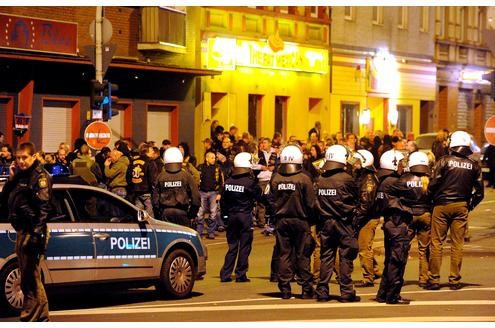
[
  {"xmin": 315, "ymin": 145, "xmax": 361, "ymax": 303},
  {"xmin": 268, "ymin": 145, "xmax": 317, "ymax": 300},
  {"xmin": 2, "ymin": 142, "xmax": 53, "ymax": 321},
  {"xmin": 127, "ymin": 144, "xmax": 154, "ymax": 217},
  {"xmin": 426, "ymin": 131, "xmax": 484, "ymax": 291},
  {"xmin": 353, "ymin": 149, "xmax": 382, "ymax": 288},
  {"xmin": 152, "ymin": 147, "xmax": 200, "ymax": 227},
  {"xmin": 219, "ymin": 152, "xmax": 262, "ymax": 282}
]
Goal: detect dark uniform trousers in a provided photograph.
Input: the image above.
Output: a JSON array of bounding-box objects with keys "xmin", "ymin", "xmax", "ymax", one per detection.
[
  {"xmin": 16, "ymin": 230, "xmax": 49, "ymax": 322},
  {"xmin": 160, "ymin": 208, "xmax": 190, "ymax": 227},
  {"xmin": 275, "ymin": 218, "xmax": 314, "ymax": 294},
  {"xmin": 357, "ymin": 217, "xmax": 381, "ymax": 284},
  {"xmin": 428, "ymin": 202, "xmax": 468, "ymax": 285},
  {"xmin": 408, "ymin": 212, "xmax": 431, "ymax": 284},
  {"xmin": 377, "ymin": 214, "xmax": 410, "ymax": 302},
  {"xmin": 220, "ymin": 212, "xmax": 253, "ymax": 280},
  {"xmin": 316, "ymin": 218, "xmax": 358, "ymax": 298}
]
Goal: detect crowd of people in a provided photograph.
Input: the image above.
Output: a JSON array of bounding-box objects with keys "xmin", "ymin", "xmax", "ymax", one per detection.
[{"xmin": 0, "ymin": 121, "xmax": 486, "ymax": 320}]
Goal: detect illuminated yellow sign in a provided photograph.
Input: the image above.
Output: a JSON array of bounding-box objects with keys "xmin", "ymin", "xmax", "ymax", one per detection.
[{"xmin": 206, "ymin": 38, "xmax": 328, "ymax": 74}]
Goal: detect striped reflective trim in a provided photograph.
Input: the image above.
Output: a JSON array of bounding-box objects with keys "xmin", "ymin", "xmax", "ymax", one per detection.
[
  {"xmin": 46, "ymin": 256, "xmax": 93, "ymax": 260},
  {"xmin": 93, "ymin": 228, "xmax": 153, "ymax": 233},
  {"xmin": 0, "ymin": 230, "xmax": 15, "ymax": 234},
  {"xmin": 155, "ymin": 229, "xmax": 195, "ymax": 236},
  {"xmin": 51, "ymin": 229, "xmax": 91, "ymax": 233},
  {"xmin": 96, "ymin": 254, "xmax": 157, "ymax": 259}
]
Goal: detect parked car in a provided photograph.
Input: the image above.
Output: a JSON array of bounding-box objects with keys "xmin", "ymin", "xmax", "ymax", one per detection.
[{"xmin": 0, "ymin": 179, "xmax": 207, "ymax": 315}]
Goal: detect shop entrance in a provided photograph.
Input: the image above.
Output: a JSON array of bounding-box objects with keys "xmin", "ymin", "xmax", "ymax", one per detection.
[
  {"xmin": 248, "ymin": 94, "xmax": 263, "ymax": 139},
  {"xmin": 275, "ymin": 96, "xmax": 288, "ymax": 141},
  {"xmin": 341, "ymin": 102, "xmax": 359, "ymax": 135}
]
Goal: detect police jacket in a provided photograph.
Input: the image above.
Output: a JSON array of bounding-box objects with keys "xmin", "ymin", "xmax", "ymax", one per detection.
[
  {"xmin": 4, "ymin": 160, "xmax": 53, "ymax": 234},
  {"xmin": 152, "ymin": 169, "xmax": 201, "ymax": 214},
  {"xmin": 127, "ymin": 155, "xmax": 152, "ymax": 193},
  {"xmin": 375, "ymin": 169, "xmax": 400, "ymax": 217},
  {"xmin": 220, "ymin": 172, "xmax": 262, "ymax": 215},
  {"xmin": 385, "ymin": 172, "xmax": 431, "ymax": 216},
  {"xmin": 355, "ymin": 169, "xmax": 380, "ymax": 223},
  {"xmin": 428, "ymin": 153, "xmax": 484, "ymax": 209},
  {"xmin": 269, "ymin": 170, "xmax": 317, "ymax": 222},
  {"xmin": 315, "ymin": 168, "xmax": 359, "ymax": 221}
]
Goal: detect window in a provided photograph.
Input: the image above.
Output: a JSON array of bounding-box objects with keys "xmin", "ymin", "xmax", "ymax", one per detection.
[
  {"xmin": 50, "ymin": 190, "xmax": 73, "ymax": 223},
  {"xmin": 344, "ymin": 6, "xmax": 355, "ymax": 21},
  {"xmin": 420, "ymin": 7, "xmax": 429, "ymax": 32},
  {"xmin": 398, "ymin": 7, "xmax": 408, "ymax": 29},
  {"xmin": 69, "ymin": 188, "xmax": 136, "ymax": 223},
  {"xmin": 372, "ymin": 7, "xmax": 384, "ymax": 25},
  {"xmin": 435, "ymin": 6, "xmax": 445, "ymax": 38},
  {"xmin": 158, "ymin": 7, "xmax": 186, "ymax": 46},
  {"xmin": 397, "ymin": 105, "xmax": 412, "ymax": 136},
  {"xmin": 310, "ymin": 6, "xmax": 318, "ymax": 18}
]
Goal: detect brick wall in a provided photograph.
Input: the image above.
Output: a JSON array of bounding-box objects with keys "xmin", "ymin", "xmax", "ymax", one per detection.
[{"xmin": 0, "ymin": 6, "xmax": 142, "ymax": 59}]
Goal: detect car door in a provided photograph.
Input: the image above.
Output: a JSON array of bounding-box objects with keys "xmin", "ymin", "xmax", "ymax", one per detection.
[
  {"xmin": 43, "ymin": 187, "xmax": 96, "ymax": 284},
  {"xmin": 67, "ymin": 187, "xmax": 158, "ymax": 281}
]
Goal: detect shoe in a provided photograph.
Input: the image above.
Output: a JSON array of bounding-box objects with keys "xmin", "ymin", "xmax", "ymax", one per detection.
[
  {"xmin": 269, "ymin": 275, "xmax": 278, "ymax": 282},
  {"xmin": 217, "ymin": 226, "xmax": 225, "ymax": 232},
  {"xmin": 425, "ymin": 282, "xmax": 440, "ymax": 290},
  {"xmin": 301, "ymin": 291, "xmax": 314, "ymax": 299},
  {"xmin": 206, "ymin": 234, "xmax": 215, "ymax": 240},
  {"xmin": 338, "ymin": 295, "xmax": 361, "ymax": 303},
  {"xmin": 386, "ymin": 298, "xmax": 411, "ymax": 305},
  {"xmin": 354, "ymin": 280, "xmax": 374, "ymax": 288},
  {"xmin": 464, "ymin": 236, "xmax": 470, "ymax": 243},
  {"xmin": 449, "ymin": 283, "xmax": 462, "ymax": 290},
  {"xmin": 281, "ymin": 291, "xmax": 292, "ymax": 299},
  {"xmin": 373, "ymin": 297, "xmax": 385, "ymax": 303},
  {"xmin": 220, "ymin": 277, "xmax": 232, "ymax": 282},
  {"xmin": 418, "ymin": 282, "xmax": 428, "ymax": 288},
  {"xmin": 316, "ymin": 295, "xmax": 330, "ymax": 302},
  {"xmin": 235, "ymin": 277, "xmax": 251, "ymax": 283}
]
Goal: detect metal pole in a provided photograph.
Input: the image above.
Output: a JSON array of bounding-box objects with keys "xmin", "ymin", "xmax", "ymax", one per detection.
[{"xmin": 95, "ymin": 6, "xmax": 103, "ymax": 82}]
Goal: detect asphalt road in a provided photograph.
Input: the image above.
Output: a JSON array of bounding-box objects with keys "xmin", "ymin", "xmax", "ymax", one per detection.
[{"xmin": 2, "ymin": 188, "xmax": 495, "ymax": 322}]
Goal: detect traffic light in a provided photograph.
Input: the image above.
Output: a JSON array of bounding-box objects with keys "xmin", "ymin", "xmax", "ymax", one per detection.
[
  {"xmin": 90, "ymin": 80, "xmax": 106, "ymax": 109},
  {"xmin": 482, "ymin": 70, "xmax": 495, "ymax": 100},
  {"xmin": 102, "ymin": 81, "xmax": 119, "ymax": 121}
]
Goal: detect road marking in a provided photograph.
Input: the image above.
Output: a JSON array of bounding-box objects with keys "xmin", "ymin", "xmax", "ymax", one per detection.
[
  {"xmin": 50, "ymin": 299, "xmax": 495, "ymax": 317},
  {"xmin": 301, "ymin": 316, "xmax": 495, "ymax": 322}
]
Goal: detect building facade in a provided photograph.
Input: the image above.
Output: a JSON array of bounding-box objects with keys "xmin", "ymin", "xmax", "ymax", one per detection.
[
  {"xmin": 331, "ymin": 6, "xmax": 437, "ymax": 139},
  {"xmin": 196, "ymin": 6, "xmax": 332, "ymax": 149},
  {"xmin": 433, "ymin": 6, "xmax": 495, "ymax": 145},
  {"xmin": 0, "ymin": 6, "xmax": 217, "ymax": 152}
]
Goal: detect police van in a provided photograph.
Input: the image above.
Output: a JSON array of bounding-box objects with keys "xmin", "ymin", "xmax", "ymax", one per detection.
[{"xmin": 0, "ymin": 171, "xmax": 207, "ymax": 314}]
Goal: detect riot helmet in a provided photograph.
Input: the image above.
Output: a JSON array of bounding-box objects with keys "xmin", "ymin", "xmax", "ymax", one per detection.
[
  {"xmin": 279, "ymin": 145, "xmax": 303, "ymax": 174},
  {"xmin": 163, "ymin": 147, "xmax": 183, "ymax": 173}
]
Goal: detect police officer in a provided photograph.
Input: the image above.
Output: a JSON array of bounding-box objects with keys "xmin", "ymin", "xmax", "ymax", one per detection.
[
  {"xmin": 315, "ymin": 145, "xmax": 360, "ymax": 302},
  {"xmin": 152, "ymin": 147, "xmax": 201, "ymax": 227},
  {"xmin": 353, "ymin": 149, "xmax": 382, "ymax": 288},
  {"xmin": 219, "ymin": 152, "xmax": 262, "ymax": 282},
  {"xmin": 426, "ymin": 131, "xmax": 484, "ymax": 290},
  {"xmin": 269, "ymin": 145, "xmax": 317, "ymax": 299},
  {"xmin": 375, "ymin": 149, "xmax": 414, "ymax": 304},
  {"xmin": 2, "ymin": 142, "xmax": 53, "ymax": 321},
  {"xmin": 405, "ymin": 151, "xmax": 433, "ymax": 288},
  {"xmin": 377, "ymin": 151, "xmax": 431, "ymax": 304}
]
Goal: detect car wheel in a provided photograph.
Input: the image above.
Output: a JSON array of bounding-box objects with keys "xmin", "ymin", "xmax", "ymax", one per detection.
[
  {"xmin": 157, "ymin": 249, "xmax": 196, "ymax": 299},
  {"xmin": 0, "ymin": 262, "xmax": 23, "ymax": 315}
]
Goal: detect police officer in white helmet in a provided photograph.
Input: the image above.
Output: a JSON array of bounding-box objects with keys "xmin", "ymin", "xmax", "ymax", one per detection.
[
  {"xmin": 219, "ymin": 152, "xmax": 263, "ymax": 283},
  {"xmin": 352, "ymin": 149, "xmax": 382, "ymax": 288},
  {"xmin": 152, "ymin": 147, "xmax": 201, "ymax": 227},
  {"xmin": 268, "ymin": 145, "xmax": 317, "ymax": 299},
  {"xmin": 314, "ymin": 145, "xmax": 361, "ymax": 302},
  {"xmin": 425, "ymin": 131, "xmax": 484, "ymax": 291}
]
